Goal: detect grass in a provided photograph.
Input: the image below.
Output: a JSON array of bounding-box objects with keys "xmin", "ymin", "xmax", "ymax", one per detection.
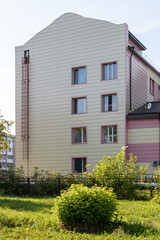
[{"xmin": 0, "ymin": 195, "xmax": 160, "ymax": 239}]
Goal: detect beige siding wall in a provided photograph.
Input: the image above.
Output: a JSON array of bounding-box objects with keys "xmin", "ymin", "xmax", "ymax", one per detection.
[
  {"xmin": 16, "ymin": 13, "xmax": 127, "ymax": 175},
  {"xmin": 128, "ymin": 128, "xmax": 159, "ymax": 144}
]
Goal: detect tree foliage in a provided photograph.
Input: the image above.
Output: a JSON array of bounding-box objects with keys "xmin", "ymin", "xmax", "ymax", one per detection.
[
  {"xmin": 92, "ymin": 147, "xmax": 148, "ymax": 199},
  {"xmin": 0, "ymin": 113, "xmax": 13, "ymax": 155}
]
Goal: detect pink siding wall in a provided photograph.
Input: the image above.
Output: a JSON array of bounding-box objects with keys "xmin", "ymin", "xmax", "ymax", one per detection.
[
  {"xmin": 127, "ymin": 119, "xmax": 159, "ymax": 129},
  {"xmin": 127, "ymin": 143, "xmax": 159, "ymax": 163},
  {"xmin": 126, "ymin": 49, "xmax": 148, "ymax": 113},
  {"xmin": 127, "ymin": 118, "xmax": 159, "ymax": 163}
]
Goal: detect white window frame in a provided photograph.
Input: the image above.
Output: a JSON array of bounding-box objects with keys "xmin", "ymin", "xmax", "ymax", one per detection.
[
  {"xmin": 72, "ymin": 127, "xmax": 87, "ymax": 144},
  {"xmin": 102, "ymin": 125, "xmax": 117, "ymax": 143},
  {"xmin": 102, "ymin": 94, "xmax": 117, "ymax": 112},
  {"xmin": 102, "ymin": 62, "xmax": 117, "ymax": 80}
]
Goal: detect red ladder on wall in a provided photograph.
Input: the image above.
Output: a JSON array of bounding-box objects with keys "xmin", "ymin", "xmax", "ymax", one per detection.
[{"xmin": 21, "ymin": 54, "xmax": 29, "ymax": 176}]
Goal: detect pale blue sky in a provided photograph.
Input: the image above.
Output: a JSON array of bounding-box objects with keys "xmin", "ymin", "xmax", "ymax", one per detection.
[{"xmin": 0, "ymin": 0, "xmax": 160, "ymax": 134}]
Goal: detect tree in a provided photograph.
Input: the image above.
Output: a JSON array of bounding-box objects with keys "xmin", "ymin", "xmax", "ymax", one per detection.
[
  {"xmin": 0, "ymin": 113, "xmax": 14, "ymax": 155},
  {"xmin": 92, "ymin": 146, "xmax": 148, "ymax": 199}
]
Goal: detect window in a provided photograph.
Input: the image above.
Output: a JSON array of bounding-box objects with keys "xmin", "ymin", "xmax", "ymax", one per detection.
[
  {"xmin": 102, "ymin": 62, "xmax": 117, "ymax": 80},
  {"xmin": 102, "ymin": 94, "xmax": 117, "ymax": 112},
  {"xmin": 150, "ymin": 79, "xmax": 154, "ymax": 95},
  {"xmin": 102, "ymin": 125, "xmax": 117, "ymax": 143},
  {"xmin": 73, "ymin": 67, "xmax": 86, "ymax": 84},
  {"xmin": 72, "ymin": 97, "xmax": 86, "ymax": 114},
  {"xmin": 8, "ymin": 149, "xmax": 11, "ymax": 152},
  {"xmin": 72, "ymin": 127, "xmax": 86, "ymax": 144},
  {"xmin": 72, "ymin": 158, "xmax": 86, "ymax": 173},
  {"xmin": 158, "ymin": 86, "xmax": 160, "ymax": 100}
]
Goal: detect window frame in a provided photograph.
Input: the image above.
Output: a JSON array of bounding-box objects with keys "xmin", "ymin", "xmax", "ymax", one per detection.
[
  {"xmin": 150, "ymin": 78, "xmax": 155, "ymax": 96},
  {"xmin": 101, "ymin": 125, "xmax": 118, "ymax": 144},
  {"xmin": 72, "ymin": 97, "xmax": 87, "ymax": 114},
  {"xmin": 101, "ymin": 93, "xmax": 118, "ymax": 112},
  {"xmin": 71, "ymin": 127, "xmax": 87, "ymax": 144},
  {"xmin": 158, "ymin": 86, "xmax": 160, "ymax": 100},
  {"xmin": 71, "ymin": 157, "xmax": 87, "ymax": 174},
  {"xmin": 101, "ymin": 61, "xmax": 117, "ymax": 81},
  {"xmin": 72, "ymin": 66, "xmax": 86, "ymax": 85}
]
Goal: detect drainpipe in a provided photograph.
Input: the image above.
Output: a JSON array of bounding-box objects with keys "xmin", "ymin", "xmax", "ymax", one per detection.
[
  {"xmin": 159, "ymin": 114, "xmax": 160, "ymax": 164},
  {"xmin": 129, "ymin": 46, "xmax": 135, "ymax": 111}
]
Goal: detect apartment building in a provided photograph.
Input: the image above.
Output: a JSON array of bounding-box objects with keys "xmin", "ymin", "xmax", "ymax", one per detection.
[
  {"xmin": 15, "ymin": 13, "xmax": 160, "ymax": 176},
  {"xmin": 0, "ymin": 135, "xmax": 15, "ymax": 171}
]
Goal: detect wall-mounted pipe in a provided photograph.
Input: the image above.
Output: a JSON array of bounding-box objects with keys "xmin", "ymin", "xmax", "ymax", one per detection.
[
  {"xmin": 129, "ymin": 46, "xmax": 135, "ymax": 111},
  {"xmin": 159, "ymin": 115, "xmax": 160, "ymax": 164}
]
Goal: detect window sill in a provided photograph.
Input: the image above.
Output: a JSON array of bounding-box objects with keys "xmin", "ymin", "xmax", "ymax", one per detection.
[
  {"xmin": 72, "ymin": 112, "xmax": 87, "ymax": 115},
  {"xmin": 101, "ymin": 142, "xmax": 118, "ymax": 144},
  {"xmin": 72, "ymin": 142, "xmax": 87, "ymax": 145},
  {"xmin": 101, "ymin": 110, "xmax": 118, "ymax": 113},
  {"xmin": 72, "ymin": 82, "xmax": 87, "ymax": 85},
  {"xmin": 101, "ymin": 78, "xmax": 117, "ymax": 81}
]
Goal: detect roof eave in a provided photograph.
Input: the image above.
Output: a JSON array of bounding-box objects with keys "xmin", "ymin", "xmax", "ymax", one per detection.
[
  {"xmin": 129, "ymin": 31, "xmax": 146, "ymax": 51},
  {"xmin": 127, "ymin": 113, "xmax": 159, "ymax": 120},
  {"xmin": 128, "ymin": 45, "xmax": 160, "ymax": 77}
]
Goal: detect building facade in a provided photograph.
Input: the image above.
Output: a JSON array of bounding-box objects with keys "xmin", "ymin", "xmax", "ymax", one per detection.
[
  {"xmin": 15, "ymin": 13, "xmax": 160, "ymax": 176},
  {"xmin": 0, "ymin": 135, "xmax": 15, "ymax": 171}
]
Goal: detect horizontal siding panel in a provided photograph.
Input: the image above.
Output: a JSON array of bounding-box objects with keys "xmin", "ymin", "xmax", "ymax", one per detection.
[
  {"xmin": 16, "ymin": 13, "xmax": 126, "ymax": 174},
  {"xmin": 128, "ymin": 128, "xmax": 159, "ymax": 144}
]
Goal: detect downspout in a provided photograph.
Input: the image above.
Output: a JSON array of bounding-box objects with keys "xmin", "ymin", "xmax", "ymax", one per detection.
[
  {"xmin": 159, "ymin": 114, "xmax": 160, "ymax": 164},
  {"xmin": 129, "ymin": 46, "xmax": 135, "ymax": 111}
]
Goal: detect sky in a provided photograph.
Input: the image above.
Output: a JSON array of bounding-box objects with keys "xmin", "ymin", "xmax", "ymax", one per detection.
[{"xmin": 0, "ymin": 0, "xmax": 160, "ymax": 134}]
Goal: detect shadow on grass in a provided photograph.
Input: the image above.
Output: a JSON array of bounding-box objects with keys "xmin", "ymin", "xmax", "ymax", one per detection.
[
  {"xmin": 112, "ymin": 220, "xmax": 158, "ymax": 237},
  {"xmin": 0, "ymin": 198, "xmax": 54, "ymax": 212},
  {"xmin": 66, "ymin": 220, "xmax": 158, "ymax": 237}
]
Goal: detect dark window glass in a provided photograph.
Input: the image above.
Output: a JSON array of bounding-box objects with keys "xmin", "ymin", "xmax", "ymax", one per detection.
[
  {"xmin": 150, "ymin": 79, "xmax": 154, "ymax": 95},
  {"xmin": 74, "ymin": 69, "xmax": 78, "ymax": 84},
  {"xmin": 83, "ymin": 128, "xmax": 86, "ymax": 143},
  {"xmin": 74, "ymin": 158, "xmax": 86, "ymax": 173}
]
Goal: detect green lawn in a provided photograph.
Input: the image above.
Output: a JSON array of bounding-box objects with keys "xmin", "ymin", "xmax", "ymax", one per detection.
[{"xmin": 0, "ymin": 195, "xmax": 160, "ymax": 239}]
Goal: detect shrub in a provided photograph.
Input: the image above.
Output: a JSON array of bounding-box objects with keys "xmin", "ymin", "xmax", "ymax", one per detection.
[
  {"xmin": 54, "ymin": 184, "xmax": 117, "ymax": 229},
  {"xmin": 152, "ymin": 193, "xmax": 160, "ymax": 204},
  {"xmin": 2, "ymin": 166, "xmax": 25, "ymax": 195},
  {"xmin": 31, "ymin": 167, "xmax": 61, "ymax": 196},
  {"xmin": 152, "ymin": 166, "xmax": 160, "ymax": 203},
  {"xmin": 92, "ymin": 147, "xmax": 148, "ymax": 199}
]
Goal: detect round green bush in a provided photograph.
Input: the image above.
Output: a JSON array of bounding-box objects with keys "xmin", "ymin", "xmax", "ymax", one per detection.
[{"xmin": 54, "ymin": 184, "xmax": 117, "ymax": 228}]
